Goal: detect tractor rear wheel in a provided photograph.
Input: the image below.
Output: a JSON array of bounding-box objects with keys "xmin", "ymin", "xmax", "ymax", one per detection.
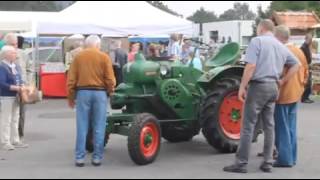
[
  {"xmin": 201, "ymin": 77, "xmax": 243, "ymax": 153},
  {"xmin": 162, "ymin": 125, "xmax": 200, "ymax": 143},
  {"xmin": 128, "ymin": 113, "xmax": 161, "ymax": 165}
]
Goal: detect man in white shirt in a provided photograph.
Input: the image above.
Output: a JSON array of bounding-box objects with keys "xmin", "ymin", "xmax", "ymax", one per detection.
[{"xmin": 168, "ymin": 34, "xmax": 181, "ymax": 61}]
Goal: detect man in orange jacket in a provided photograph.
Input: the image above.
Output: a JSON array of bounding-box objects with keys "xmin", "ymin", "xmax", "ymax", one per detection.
[{"xmin": 274, "ymin": 25, "xmax": 309, "ymax": 168}]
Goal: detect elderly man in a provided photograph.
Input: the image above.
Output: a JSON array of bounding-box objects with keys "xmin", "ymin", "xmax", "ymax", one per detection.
[
  {"xmin": 0, "ymin": 46, "xmax": 28, "ymax": 151},
  {"xmin": 274, "ymin": 26, "xmax": 309, "ymax": 168},
  {"xmin": 4, "ymin": 33, "xmax": 34, "ymax": 140},
  {"xmin": 67, "ymin": 35, "xmax": 116, "ymax": 167},
  {"xmin": 223, "ymin": 20, "xmax": 300, "ymax": 173}
]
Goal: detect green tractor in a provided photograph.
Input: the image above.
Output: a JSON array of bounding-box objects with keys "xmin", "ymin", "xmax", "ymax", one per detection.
[{"xmin": 87, "ymin": 42, "xmax": 245, "ymax": 165}]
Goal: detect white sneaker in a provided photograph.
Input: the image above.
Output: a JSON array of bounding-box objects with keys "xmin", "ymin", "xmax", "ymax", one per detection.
[
  {"xmin": 13, "ymin": 142, "xmax": 29, "ymax": 149},
  {"xmin": 3, "ymin": 144, "xmax": 15, "ymax": 151}
]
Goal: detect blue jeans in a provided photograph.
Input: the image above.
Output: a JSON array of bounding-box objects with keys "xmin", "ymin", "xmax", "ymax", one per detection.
[
  {"xmin": 275, "ymin": 103, "xmax": 298, "ymax": 166},
  {"xmin": 75, "ymin": 90, "xmax": 107, "ymax": 161}
]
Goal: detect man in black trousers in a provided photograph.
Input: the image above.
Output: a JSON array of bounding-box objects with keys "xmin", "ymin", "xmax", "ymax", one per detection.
[
  {"xmin": 301, "ymin": 34, "xmax": 314, "ymax": 103},
  {"xmin": 111, "ymin": 40, "xmax": 127, "ymax": 86}
]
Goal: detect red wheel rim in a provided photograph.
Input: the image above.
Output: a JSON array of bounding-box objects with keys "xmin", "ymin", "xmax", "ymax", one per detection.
[
  {"xmin": 219, "ymin": 91, "xmax": 243, "ymax": 140},
  {"xmin": 140, "ymin": 122, "xmax": 160, "ymax": 158}
]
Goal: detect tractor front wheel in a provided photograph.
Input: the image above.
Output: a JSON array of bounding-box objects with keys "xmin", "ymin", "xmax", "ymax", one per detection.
[
  {"xmin": 201, "ymin": 77, "xmax": 243, "ymax": 153},
  {"xmin": 128, "ymin": 113, "xmax": 161, "ymax": 165}
]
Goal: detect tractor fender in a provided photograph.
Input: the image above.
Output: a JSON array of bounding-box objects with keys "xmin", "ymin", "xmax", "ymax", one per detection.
[{"xmin": 197, "ymin": 65, "xmax": 244, "ymax": 86}]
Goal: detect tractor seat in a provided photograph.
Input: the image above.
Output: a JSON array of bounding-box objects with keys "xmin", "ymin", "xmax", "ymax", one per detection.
[{"xmin": 206, "ymin": 43, "xmax": 240, "ymax": 68}]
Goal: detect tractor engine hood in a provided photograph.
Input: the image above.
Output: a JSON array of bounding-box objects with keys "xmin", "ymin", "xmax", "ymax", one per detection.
[{"xmin": 123, "ymin": 53, "xmax": 160, "ymax": 84}]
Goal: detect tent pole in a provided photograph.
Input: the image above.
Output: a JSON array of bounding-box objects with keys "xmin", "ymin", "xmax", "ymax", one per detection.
[{"xmin": 35, "ymin": 33, "xmax": 40, "ymax": 89}]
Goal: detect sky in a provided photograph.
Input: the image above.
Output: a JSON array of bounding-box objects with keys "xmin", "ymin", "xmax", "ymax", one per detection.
[{"xmin": 164, "ymin": 1, "xmax": 271, "ymax": 18}]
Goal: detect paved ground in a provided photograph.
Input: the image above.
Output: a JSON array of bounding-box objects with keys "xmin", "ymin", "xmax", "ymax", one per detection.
[{"xmin": 0, "ymin": 99, "xmax": 319, "ymax": 179}]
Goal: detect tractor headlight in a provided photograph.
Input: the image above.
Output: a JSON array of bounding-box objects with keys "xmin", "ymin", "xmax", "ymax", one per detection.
[{"xmin": 160, "ymin": 65, "xmax": 170, "ymax": 76}]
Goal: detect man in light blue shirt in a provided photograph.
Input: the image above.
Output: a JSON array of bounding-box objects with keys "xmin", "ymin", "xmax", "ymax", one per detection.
[
  {"xmin": 245, "ymin": 33, "xmax": 298, "ymax": 83},
  {"xmin": 223, "ymin": 20, "xmax": 300, "ymax": 174}
]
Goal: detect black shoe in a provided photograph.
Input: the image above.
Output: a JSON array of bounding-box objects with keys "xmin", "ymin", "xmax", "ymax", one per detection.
[
  {"xmin": 302, "ymin": 99, "xmax": 314, "ymax": 104},
  {"xmin": 75, "ymin": 162, "xmax": 85, "ymax": 168},
  {"xmin": 273, "ymin": 163, "xmax": 293, "ymax": 168},
  {"xmin": 260, "ymin": 163, "xmax": 273, "ymax": 173},
  {"xmin": 257, "ymin": 150, "xmax": 278, "ymax": 160},
  {"xmin": 257, "ymin": 152, "xmax": 264, "ymax": 157},
  {"xmin": 223, "ymin": 164, "xmax": 248, "ymax": 173},
  {"xmin": 75, "ymin": 159, "xmax": 85, "ymax": 167},
  {"xmin": 92, "ymin": 160, "xmax": 102, "ymax": 167}
]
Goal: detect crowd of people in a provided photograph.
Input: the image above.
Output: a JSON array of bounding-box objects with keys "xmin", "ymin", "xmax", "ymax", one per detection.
[
  {"xmin": 62, "ymin": 34, "xmax": 203, "ymax": 88},
  {"xmin": 126, "ymin": 34, "xmax": 202, "ymax": 70},
  {"xmin": 0, "ymin": 20, "xmax": 317, "ymax": 171}
]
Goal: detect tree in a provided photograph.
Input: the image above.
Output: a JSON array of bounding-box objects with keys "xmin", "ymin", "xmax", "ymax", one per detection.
[
  {"xmin": 0, "ymin": 1, "xmax": 74, "ymax": 11},
  {"xmin": 307, "ymin": 1, "xmax": 320, "ymax": 16},
  {"xmin": 252, "ymin": 5, "xmax": 272, "ymax": 37},
  {"xmin": 270, "ymin": 1, "xmax": 320, "ymax": 17},
  {"xmin": 270, "ymin": 1, "xmax": 309, "ymax": 12},
  {"xmin": 219, "ymin": 2, "xmax": 256, "ymax": 21},
  {"xmin": 219, "ymin": 9, "xmax": 238, "ymax": 21},
  {"xmin": 147, "ymin": 1, "xmax": 182, "ymax": 17},
  {"xmin": 187, "ymin": 7, "xmax": 218, "ymax": 23}
]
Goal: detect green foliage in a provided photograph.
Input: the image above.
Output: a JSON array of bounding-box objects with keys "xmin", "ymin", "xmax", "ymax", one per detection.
[
  {"xmin": 270, "ymin": 1, "xmax": 320, "ymax": 17},
  {"xmin": 0, "ymin": 1, "xmax": 75, "ymax": 11},
  {"xmin": 270, "ymin": 1, "xmax": 309, "ymax": 11},
  {"xmin": 147, "ymin": 1, "xmax": 182, "ymax": 17},
  {"xmin": 187, "ymin": 7, "xmax": 218, "ymax": 23},
  {"xmin": 252, "ymin": 5, "xmax": 272, "ymax": 37},
  {"xmin": 219, "ymin": 2, "xmax": 256, "ymax": 21},
  {"xmin": 188, "ymin": 2, "xmax": 256, "ymax": 23}
]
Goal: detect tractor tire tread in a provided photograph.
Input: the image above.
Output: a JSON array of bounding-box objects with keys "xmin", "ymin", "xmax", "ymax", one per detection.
[
  {"xmin": 200, "ymin": 77, "xmax": 241, "ymax": 153},
  {"xmin": 128, "ymin": 113, "xmax": 161, "ymax": 165}
]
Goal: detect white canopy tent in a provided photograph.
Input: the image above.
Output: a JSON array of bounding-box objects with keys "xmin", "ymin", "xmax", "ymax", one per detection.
[
  {"xmin": 0, "ymin": 11, "xmax": 124, "ymax": 36},
  {"xmin": 36, "ymin": 1, "xmax": 194, "ymax": 36},
  {"xmin": 0, "ymin": 11, "xmax": 53, "ymax": 33},
  {"xmin": 0, "ymin": 20, "xmax": 32, "ymax": 32},
  {"xmin": 0, "ymin": 2, "xmax": 194, "ymax": 36}
]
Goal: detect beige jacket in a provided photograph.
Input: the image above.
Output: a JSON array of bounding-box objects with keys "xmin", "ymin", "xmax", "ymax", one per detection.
[
  {"xmin": 65, "ymin": 47, "xmax": 83, "ymax": 71},
  {"xmin": 16, "ymin": 49, "xmax": 35, "ymax": 85}
]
